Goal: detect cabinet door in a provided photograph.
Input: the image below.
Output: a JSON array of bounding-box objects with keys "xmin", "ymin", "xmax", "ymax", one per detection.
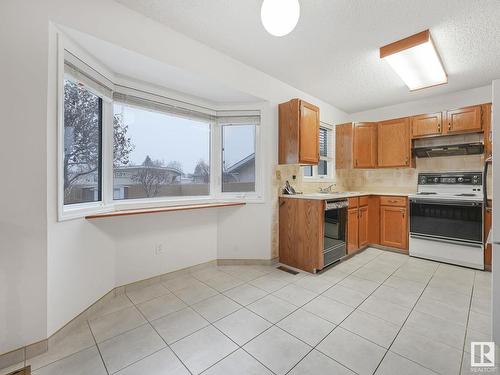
[
  {"xmin": 299, "ymin": 101, "xmax": 320, "ymax": 164},
  {"xmin": 411, "ymin": 112, "xmax": 442, "ymax": 138},
  {"xmin": 380, "ymin": 206, "xmax": 407, "ymax": 250},
  {"xmin": 347, "ymin": 208, "xmax": 359, "ymax": 253},
  {"xmin": 335, "ymin": 123, "xmax": 353, "ymax": 169},
  {"xmin": 353, "ymin": 123, "xmax": 377, "ymax": 168},
  {"xmin": 378, "ymin": 118, "xmax": 411, "ymax": 168},
  {"xmin": 446, "ymin": 106, "xmax": 482, "ymax": 134},
  {"xmin": 358, "ymin": 206, "xmax": 369, "ymax": 248}
]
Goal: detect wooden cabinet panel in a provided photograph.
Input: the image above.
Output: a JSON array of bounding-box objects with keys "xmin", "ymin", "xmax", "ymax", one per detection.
[
  {"xmin": 279, "ymin": 198, "xmax": 324, "ymax": 272},
  {"xmin": 348, "ymin": 197, "xmax": 359, "ymax": 209},
  {"xmin": 299, "ymin": 101, "xmax": 320, "ymax": 164},
  {"xmin": 411, "ymin": 112, "xmax": 442, "ymax": 138},
  {"xmin": 358, "ymin": 206, "xmax": 369, "ymax": 248},
  {"xmin": 377, "ymin": 118, "xmax": 411, "ymax": 168},
  {"xmin": 379, "ymin": 196, "xmax": 406, "ymax": 207},
  {"xmin": 359, "ymin": 196, "xmax": 369, "ymax": 206},
  {"xmin": 446, "ymin": 105, "xmax": 482, "ymax": 134},
  {"xmin": 353, "ymin": 123, "xmax": 377, "ymax": 168},
  {"xmin": 278, "ymin": 99, "xmax": 319, "ymax": 165},
  {"xmin": 279, "ymin": 99, "xmax": 320, "ymax": 165},
  {"xmin": 347, "ymin": 208, "xmax": 359, "ymax": 254},
  {"xmin": 483, "ymin": 104, "xmax": 492, "ymax": 159},
  {"xmin": 380, "ymin": 205, "xmax": 408, "ymax": 250},
  {"xmin": 367, "ymin": 196, "xmax": 380, "ymax": 244},
  {"xmin": 335, "ymin": 123, "xmax": 353, "ymax": 169}
]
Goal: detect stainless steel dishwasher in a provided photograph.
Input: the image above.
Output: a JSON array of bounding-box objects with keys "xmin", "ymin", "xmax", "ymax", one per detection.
[{"xmin": 323, "ymin": 199, "xmax": 348, "ymax": 267}]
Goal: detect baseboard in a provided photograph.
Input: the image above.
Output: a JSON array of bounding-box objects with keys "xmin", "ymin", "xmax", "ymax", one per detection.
[{"xmin": 0, "ymin": 258, "xmax": 273, "ymax": 370}]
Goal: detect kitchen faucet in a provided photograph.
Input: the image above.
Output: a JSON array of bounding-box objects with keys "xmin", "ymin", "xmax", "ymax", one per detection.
[{"xmin": 319, "ymin": 184, "xmax": 336, "ymax": 193}]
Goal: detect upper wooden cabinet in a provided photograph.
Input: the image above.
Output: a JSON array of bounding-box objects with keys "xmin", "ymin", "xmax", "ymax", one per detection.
[
  {"xmin": 446, "ymin": 105, "xmax": 482, "ymax": 134},
  {"xmin": 279, "ymin": 99, "xmax": 320, "ymax": 164},
  {"xmin": 411, "ymin": 112, "xmax": 442, "ymax": 138},
  {"xmin": 335, "ymin": 123, "xmax": 353, "ymax": 169},
  {"xmin": 483, "ymin": 104, "xmax": 492, "ymax": 159},
  {"xmin": 378, "ymin": 118, "xmax": 411, "ymax": 168},
  {"xmin": 353, "ymin": 122, "xmax": 377, "ymax": 168}
]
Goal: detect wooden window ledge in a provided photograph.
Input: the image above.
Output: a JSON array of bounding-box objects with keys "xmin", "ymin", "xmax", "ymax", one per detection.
[{"xmin": 85, "ymin": 202, "xmax": 246, "ymax": 219}]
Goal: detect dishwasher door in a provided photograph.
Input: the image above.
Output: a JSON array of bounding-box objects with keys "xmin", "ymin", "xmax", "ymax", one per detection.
[{"xmin": 324, "ymin": 203, "xmax": 347, "ymax": 267}]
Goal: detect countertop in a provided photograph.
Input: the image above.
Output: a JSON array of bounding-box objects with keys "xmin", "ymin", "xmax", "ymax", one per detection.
[{"xmin": 280, "ymin": 191, "xmax": 413, "ymax": 200}]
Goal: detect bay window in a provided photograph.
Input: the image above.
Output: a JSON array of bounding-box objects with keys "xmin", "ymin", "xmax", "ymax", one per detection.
[
  {"xmin": 63, "ymin": 76, "xmax": 102, "ymax": 205},
  {"xmin": 59, "ymin": 49, "xmax": 261, "ymax": 220},
  {"xmin": 222, "ymin": 124, "xmax": 256, "ymax": 193},
  {"xmin": 112, "ymin": 102, "xmax": 211, "ymax": 199}
]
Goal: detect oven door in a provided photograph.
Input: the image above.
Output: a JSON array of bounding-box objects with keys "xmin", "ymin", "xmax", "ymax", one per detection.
[{"xmin": 409, "ymin": 198, "xmax": 483, "ymax": 244}]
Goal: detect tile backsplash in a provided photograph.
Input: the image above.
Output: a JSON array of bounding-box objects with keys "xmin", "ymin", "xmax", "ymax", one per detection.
[{"xmin": 275, "ymin": 154, "xmax": 484, "ymax": 195}]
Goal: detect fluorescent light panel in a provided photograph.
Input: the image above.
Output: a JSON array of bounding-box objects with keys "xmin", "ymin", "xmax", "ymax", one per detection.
[{"xmin": 381, "ymin": 30, "xmax": 447, "ymax": 91}]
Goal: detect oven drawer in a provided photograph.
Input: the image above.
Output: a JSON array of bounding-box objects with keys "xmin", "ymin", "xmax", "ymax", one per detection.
[{"xmin": 380, "ymin": 196, "xmax": 407, "ymax": 207}]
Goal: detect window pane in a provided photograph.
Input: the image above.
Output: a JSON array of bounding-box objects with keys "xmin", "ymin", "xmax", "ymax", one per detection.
[
  {"xmin": 318, "ymin": 160, "xmax": 328, "ymax": 175},
  {"xmin": 319, "ymin": 127, "xmax": 328, "ymax": 157},
  {"xmin": 303, "ymin": 166, "xmax": 313, "ymax": 177},
  {"xmin": 113, "ymin": 104, "xmax": 210, "ymax": 199},
  {"xmin": 222, "ymin": 125, "xmax": 255, "ymax": 192},
  {"xmin": 63, "ymin": 79, "xmax": 102, "ymax": 205}
]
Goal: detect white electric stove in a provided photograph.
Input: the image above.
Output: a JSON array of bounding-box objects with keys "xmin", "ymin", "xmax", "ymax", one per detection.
[{"xmin": 408, "ymin": 171, "xmax": 484, "ymax": 269}]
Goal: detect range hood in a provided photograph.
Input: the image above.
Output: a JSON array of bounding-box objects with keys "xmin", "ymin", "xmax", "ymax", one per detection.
[{"xmin": 412, "ymin": 133, "xmax": 484, "ymax": 158}]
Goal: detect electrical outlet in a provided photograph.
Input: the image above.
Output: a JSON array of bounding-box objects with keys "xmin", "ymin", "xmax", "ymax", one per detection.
[{"xmin": 154, "ymin": 243, "xmax": 165, "ymax": 256}]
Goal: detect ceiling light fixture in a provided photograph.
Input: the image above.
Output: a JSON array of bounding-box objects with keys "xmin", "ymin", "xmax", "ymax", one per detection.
[
  {"xmin": 261, "ymin": 0, "xmax": 300, "ymax": 37},
  {"xmin": 380, "ymin": 30, "xmax": 447, "ymax": 91}
]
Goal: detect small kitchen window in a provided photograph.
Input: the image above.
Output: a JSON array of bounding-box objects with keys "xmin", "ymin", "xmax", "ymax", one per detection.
[{"xmin": 302, "ymin": 123, "xmax": 335, "ymax": 180}]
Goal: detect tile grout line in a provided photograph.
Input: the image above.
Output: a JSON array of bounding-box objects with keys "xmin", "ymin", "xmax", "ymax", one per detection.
[
  {"xmin": 123, "ymin": 292, "xmax": 194, "ymax": 375},
  {"xmin": 373, "ymin": 262, "xmax": 452, "ymax": 375},
  {"xmin": 459, "ymin": 270, "xmax": 477, "ymax": 374},
  {"xmin": 86, "ymin": 320, "xmax": 110, "ymax": 375}
]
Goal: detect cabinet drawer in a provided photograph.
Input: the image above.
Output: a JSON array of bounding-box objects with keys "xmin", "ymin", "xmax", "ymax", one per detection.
[
  {"xmin": 359, "ymin": 196, "xmax": 369, "ymax": 207},
  {"xmin": 348, "ymin": 197, "xmax": 359, "ymax": 208},
  {"xmin": 380, "ymin": 196, "xmax": 406, "ymax": 207}
]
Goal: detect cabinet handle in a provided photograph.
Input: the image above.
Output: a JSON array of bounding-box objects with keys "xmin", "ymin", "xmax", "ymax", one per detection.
[
  {"xmin": 437, "ymin": 122, "xmax": 441, "ymax": 132},
  {"xmin": 448, "ymin": 122, "xmax": 451, "ymax": 131},
  {"xmin": 401, "ymin": 209, "xmax": 405, "ymax": 218}
]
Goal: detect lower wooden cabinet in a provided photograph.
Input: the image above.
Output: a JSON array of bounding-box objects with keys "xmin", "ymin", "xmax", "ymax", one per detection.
[
  {"xmin": 347, "ymin": 208, "xmax": 359, "ymax": 254},
  {"xmin": 358, "ymin": 206, "xmax": 369, "ymax": 248},
  {"xmin": 380, "ymin": 204, "xmax": 408, "ymax": 250},
  {"xmin": 279, "ymin": 197, "xmax": 324, "ymax": 272},
  {"xmin": 347, "ymin": 198, "xmax": 369, "ymax": 254}
]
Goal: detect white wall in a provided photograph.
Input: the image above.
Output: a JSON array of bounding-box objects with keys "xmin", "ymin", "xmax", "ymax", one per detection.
[
  {"xmin": 1, "ymin": 0, "xmax": 348, "ymax": 353},
  {"xmin": 350, "ymin": 85, "xmax": 492, "ymax": 122},
  {"xmin": 0, "ymin": 1, "xmax": 48, "ymax": 354}
]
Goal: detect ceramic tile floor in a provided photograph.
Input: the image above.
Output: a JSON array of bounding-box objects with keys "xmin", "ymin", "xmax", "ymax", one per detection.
[{"xmin": 4, "ymin": 247, "xmax": 497, "ymax": 375}]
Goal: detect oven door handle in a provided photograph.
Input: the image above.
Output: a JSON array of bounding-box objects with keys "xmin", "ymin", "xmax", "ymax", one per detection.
[
  {"xmin": 410, "ymin": 233, "xmax": 483, "ymax": 247},
  {"xmin": 409, "ymin": 198, "xmax": 482, "ymax": 207}
]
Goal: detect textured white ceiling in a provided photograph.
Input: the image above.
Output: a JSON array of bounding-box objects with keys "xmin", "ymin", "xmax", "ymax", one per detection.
[
  {"xmin": 115, "ymin": 0, "xmax": 500, "ymax": 113},
  {"xmin": 62, "ymin": 27, "xmax": 260, "ymax": 105}
]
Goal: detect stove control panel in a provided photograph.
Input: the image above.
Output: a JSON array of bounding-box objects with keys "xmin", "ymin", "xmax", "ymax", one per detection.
[{"xmin": 418, "ymin": 172, "xmax": 482, "ymax": 185}]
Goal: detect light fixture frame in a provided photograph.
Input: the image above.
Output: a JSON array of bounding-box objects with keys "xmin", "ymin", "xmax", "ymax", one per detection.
[{"xmin": 380, "ymin": 30, "xmax": 448, "ymax": 91}]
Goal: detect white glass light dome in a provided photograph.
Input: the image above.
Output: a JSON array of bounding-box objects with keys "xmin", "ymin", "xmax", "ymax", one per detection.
[{"xmin": 261, "ymin": 0, "xmax": 300, "ymax": 37}]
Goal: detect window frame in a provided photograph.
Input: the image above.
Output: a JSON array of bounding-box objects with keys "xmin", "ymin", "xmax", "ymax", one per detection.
[
  {"xmin": 302, "ymin": 122, "xmax": 335, "ymax": 182},
  {"xmin": 57, "ymin": 34, "xmax": 263, "ymax": 221},
  {"xmin": 217, "ymin": 119, "xmax": 261, "ymax": 200}
]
